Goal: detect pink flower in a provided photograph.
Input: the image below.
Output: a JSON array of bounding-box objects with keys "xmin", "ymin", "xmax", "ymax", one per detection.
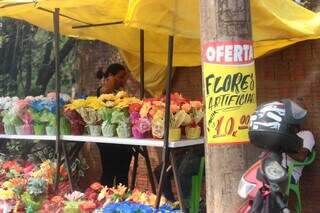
[
  {"xmin": 130, "ymin": 112, "xmax": 140, "ymax": 125},
  {"xmin": 23, "ymin": 164, "xmax": 35, "ymax": 174},
  {"xmin": 137, "ymin": 118, "xmax": 151, "ymax": 133}
]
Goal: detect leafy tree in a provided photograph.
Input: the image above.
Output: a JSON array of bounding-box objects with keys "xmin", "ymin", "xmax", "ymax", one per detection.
[{"xmin": 0, "ymin": 17, "xmax": 76, "ymax": 97}]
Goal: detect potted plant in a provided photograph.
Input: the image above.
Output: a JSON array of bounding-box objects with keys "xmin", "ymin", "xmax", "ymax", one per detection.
[
  {"xmin": 77, "ymin": 107, "xmax": 102, "ymax": 136},
  {"xmin": 1, "ymin": 109, "xmax": 22, "ymax": 135},
  {"xmin": 185, "ymin": 101, "xmax": 204, "ymax": 139},
  {"xmin": 98, "ymin": 107, "xmax": 116, "ymax": 137},
  {"xmin": 111, "ymin": 109, "xmax": 131, "ymax": 138},
  {"xmin": 64, "ymin": 109, "xmax": 86, "ymax": 135}
]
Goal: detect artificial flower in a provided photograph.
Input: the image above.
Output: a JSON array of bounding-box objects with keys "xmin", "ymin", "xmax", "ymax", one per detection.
[
  {"xmin": 65, "ymin": 191, "xmax": 84, "ymax": 201},
  {"xmin": 90, "ymin": 182, "xmax": 104, "ymax": 191},
  {"xmin": 0, "ymin": 189, "xmax": 15, "ymax": 200}
]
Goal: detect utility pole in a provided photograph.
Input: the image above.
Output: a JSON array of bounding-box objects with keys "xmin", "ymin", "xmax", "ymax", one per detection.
[{"xmin": 200, "ymin": 0, "xmax": 257, "ymax": 212}]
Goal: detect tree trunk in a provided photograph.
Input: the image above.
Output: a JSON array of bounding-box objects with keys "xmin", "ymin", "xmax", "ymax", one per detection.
[
  {"xmin": 199, "ymin": 0, "xmax": 258, "ymax": 212},
  {"xmin": 36, "ymin": 38, "xmax": 75, "ymax": 94}
]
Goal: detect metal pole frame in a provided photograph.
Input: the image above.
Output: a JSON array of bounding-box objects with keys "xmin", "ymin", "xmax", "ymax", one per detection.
[
  {"xmin": 53, "ymin": 8, "xmax": 74, "ymax": 192},
  {"xmin": 130, "ymin": 29, "xmax": 157, "ymax": 193},
  {"xmin": 155, "ymin": 35, "xmax": 174, "ymax": 208}
]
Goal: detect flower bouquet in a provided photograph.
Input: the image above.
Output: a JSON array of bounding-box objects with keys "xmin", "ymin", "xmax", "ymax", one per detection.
[
  {"xmin": 29, "ymin": 109, "xmax": 45, "ymax": 135},
  {"xmin": 111, "ymin": 109, "xmax": 131, "ymax": 138},
  {"xmin": 76, "ymin": 98, "xmax": 102, "ymax": 136},
  {"xmin": 28, "ymin": 97, "xmax": 47, "ymax": 135},
  {"xmin": 169, "ymin": 109, "xmax": 191, "ymax": 141},
  {"xmin": 0, "ymin": 97, "xmax": 18, "ymax": 134},
  {"xmin": 1, "ymin": 109, "xmax": 23, "ymax": 135},
  {"xmin": 129, "ymin": 103, "xmax": 151, "ymax": 139},
  {"xmin": 98, "ymin": 108, "xmax": 116, "ymax": 137},
  {"xmin": 21, "ymin": 178, "xmax": 48, "ymax": 212},
  {"xmin": 64, "ymin": 109, "xmax": 86, "ymax": 135},
  {"xmin": 185, "ymin": 101, "xmax": 204, "ymax": 139},
  {"xmin": 63, "ymin": 191, "xmax": 85, "ymax": 213}
]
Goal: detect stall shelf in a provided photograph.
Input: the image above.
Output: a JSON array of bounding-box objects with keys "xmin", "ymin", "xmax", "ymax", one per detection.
[{"xmin": 0, "ymin": 134, "xmax": 203, "ymax": 148}]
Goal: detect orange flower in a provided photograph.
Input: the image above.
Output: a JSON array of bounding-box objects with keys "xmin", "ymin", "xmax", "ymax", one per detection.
[
  {"xmin": 90, "ymin": 182, "xmax": 103, "ymax": 191},
  {"xmin": 9, "ymin": 178, "xmax": 27, "ymax": 187},
  {"xmin": 51, "ymin": 195, "xmax": 64, "ymax": 204},
  {"xmin": 190, "ymin": 101, "xmax": 203, "ymax": 109},
  {"xmin": 170, "ymin": 104, "xmax": 180, "ymax": 113},
  {"xmin": 79, "ymin": 201, "xmax": 96, "ymax": 211},
  {"xmin": 181, "ymin": 103, "xmax": 191, "ymax": 112}
]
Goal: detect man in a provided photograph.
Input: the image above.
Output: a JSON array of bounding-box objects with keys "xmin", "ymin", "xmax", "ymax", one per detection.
[{"xmin": 96, "ymin": 63, "xmax": 132, "ymax": 186}]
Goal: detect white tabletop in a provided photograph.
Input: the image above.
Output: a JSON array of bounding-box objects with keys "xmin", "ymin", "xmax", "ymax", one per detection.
[{"xmin": 0, "ymin": 134, "xmax": 204, "ymax": 148}]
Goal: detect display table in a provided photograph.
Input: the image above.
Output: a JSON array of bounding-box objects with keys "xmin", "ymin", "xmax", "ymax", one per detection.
[{"xmin": 0, "ymin": 134, "xmax": 203, "ymax": 148}]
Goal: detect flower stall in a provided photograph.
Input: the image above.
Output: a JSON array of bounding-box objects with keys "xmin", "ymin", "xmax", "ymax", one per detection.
[
  {"xmin": 0, "ymin": 91, "xmax": 204, "ymax": 212},
  {"xmin": 0, "ymin": 2, "xmax": 205, "ymax": 212}
]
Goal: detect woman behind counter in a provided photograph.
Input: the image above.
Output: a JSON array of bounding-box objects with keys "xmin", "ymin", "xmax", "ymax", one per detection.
[{"xmin": 96, "ymin": 63, "xmax": 132, "ymax": 186}]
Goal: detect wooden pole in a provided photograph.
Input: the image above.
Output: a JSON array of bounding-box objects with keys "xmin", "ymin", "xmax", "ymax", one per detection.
[{"xmin": 199, "ymin": 1, "xmax": 257, "ymax": 212}]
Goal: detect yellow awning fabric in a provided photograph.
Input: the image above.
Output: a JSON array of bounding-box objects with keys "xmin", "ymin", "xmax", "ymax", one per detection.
[{"xmin": 0, "ymin": 0, "xmax": 319, "ymax": 95}]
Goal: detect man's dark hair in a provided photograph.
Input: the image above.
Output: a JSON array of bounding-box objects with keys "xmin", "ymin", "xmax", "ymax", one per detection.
[
  {"xmin": 106, "ymin": 63, "xmax": 125, "ymax": 76},
  {"xmin": 96, "ymin": 67, "xmax": 105, "ymax": 80}
]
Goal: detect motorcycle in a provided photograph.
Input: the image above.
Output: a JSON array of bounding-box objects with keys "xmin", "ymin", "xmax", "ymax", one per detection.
[{"xmin": 237, "ymin": 100, "xmax": 307, "ymax": 213}]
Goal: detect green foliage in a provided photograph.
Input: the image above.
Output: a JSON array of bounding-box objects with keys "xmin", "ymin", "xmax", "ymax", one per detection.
[{"xmin": 0, "ymin": 17, "xmax": 75, "ymax": 97}]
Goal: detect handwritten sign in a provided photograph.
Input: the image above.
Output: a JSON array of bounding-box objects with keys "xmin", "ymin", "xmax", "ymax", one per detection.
[{"xmin": 202, "ymin": 41, "xmax": 257, "ymax": 144}]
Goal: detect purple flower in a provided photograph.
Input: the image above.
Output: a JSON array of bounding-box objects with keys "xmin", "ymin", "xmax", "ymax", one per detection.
[
  {"xmin": 137, "ymin": 118, "xmax": 151, "ymax": 133},
  {"xmin": 130, "ymin": 112, "xmax": 140, "ymax": 125}
]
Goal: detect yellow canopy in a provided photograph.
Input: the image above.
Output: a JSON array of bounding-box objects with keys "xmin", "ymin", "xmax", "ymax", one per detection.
[{"xmin": 0, "ymin": 0, "xmax": 319, "ymax": 95}]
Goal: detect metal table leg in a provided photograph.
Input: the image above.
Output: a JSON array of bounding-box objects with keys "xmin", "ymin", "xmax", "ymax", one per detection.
[
  {"xmin": 141, "ymin": 146, "xmax": 157, "ymax": 194},
  {"xmin": 171, "ymin": 150, "xmax": 187, "ymax": 212},
  {"xmin": 155, "ymin": 148, "xmax": 170, "ymax": 208},
  {"xmin": 130, "ymin": 147, "xmax": 139, "ymax": 190}
]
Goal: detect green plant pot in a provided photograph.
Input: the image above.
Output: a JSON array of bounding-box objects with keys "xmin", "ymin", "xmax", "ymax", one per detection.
[
  {"xmin": 101, "ymin": 122, "xmax": 116, "ymax": 137},
  {"xmin": 15, "ymin": 125, "xmax": 23, "ymax": 135},
  {"xmin": 46, "ymin": 126, "xmax": 57, "ymax": 136},
  {"xmin": 34, "ymin": 124, "xmax": 46, "ymax": 135},
  {"xmin": 88, "ymin": 125, "xmax": 102, "ymax": 136},
  {"xmin": 61, "ymin": 117, "xmax": 71, "ymax": 135},
  {"xmin": 4, "ymin": 124, "xmax": 15, "ymax": 135},
  {"xmin": 116, "ymin": 125, "xmax": 131, "ymax": 138}
]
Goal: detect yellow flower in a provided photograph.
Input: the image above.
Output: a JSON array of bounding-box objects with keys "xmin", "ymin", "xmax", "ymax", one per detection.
[
  {"xmin": 104, "ymin": 101, "xmax": 115, "ymax": 108},
  {"xmin": 32, "ymin": 160, "xmax": 56, "ymax": 184},
  {"xmin": 65, "ymin": 99, "xmax": 86, "ymax": 110},
  {"xmin": 98, "ymin": 94, "xmax": 115, "ymax": 102},
  {"xmin": 115, "ymin": 91, "xmax": 128, "ymax": 99},
  {"xmin": 0, "ymin": 189, "xmax": 14, "ymax": 200},
  {"xmin": 140, "ymin": 102, "xmax": 152, "ymax": 117},
  {"xmin": 2, "ymin": 181, "xmax": 13, "ymax": 189}
]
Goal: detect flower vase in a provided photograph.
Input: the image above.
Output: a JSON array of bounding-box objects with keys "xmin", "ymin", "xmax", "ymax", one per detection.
[
  {"xmin": 101, "ymin": 122, "xmax": 116, "ymax": 137},
  {"xmin": 70, "ymin": 123, "xmax": 85, "ymax": 135},
  {"xmin": 61, "ymin": 117, "xmax": 71, "ymax": 135},
  {"xmin": 88, "ymin": 125, "xmax": 102, "ymax": 136},
  {"xmin": 15, "ymin": 126, "xmax": 24, "ymax": 135},
  {"xmin": 34, "ymin": 124, "xmax": 45, "ymax": 135},
  {"xmin": 23, "ymin": 124, "xmax": 34, "ymax": 135},
  {"xmin": 185, "ymin": 126, "xmax": 201, "ymax": 139},
  {"xmin": 4, "ymin": 124, "xmax": 15, "ymax": 135},
  {"xmin": 151, "ymin": 119, "xmax": 164, "ymax": 139},
  {"xmin": 116, "ymin": 123, "xmax": 131, "ymax": 138},
  {"xmin": 0, "ymin": 122, "xmax": 4, "ymax": 134},
  {"xmin": 169, "ymin": 128, "xmax": 181, "ymax": 141},
  {"xmin": 46, "ymin": 126, "xmax": 57, "ymax": 136}
]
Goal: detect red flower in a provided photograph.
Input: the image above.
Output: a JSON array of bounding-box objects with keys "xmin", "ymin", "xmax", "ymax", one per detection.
[
  {"xmin": 90, "ymin": 182, "xmax": 103, "ymax": 191},
  {"xmin": 129, "ymin": 103, "xmax": 142, "ymax": 114},
  {"xmin": 79, "ymin": 201, "xmax": 97, "ymax": 213}
]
